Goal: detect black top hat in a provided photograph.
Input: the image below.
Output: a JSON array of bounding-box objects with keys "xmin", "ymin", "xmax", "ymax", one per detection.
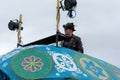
[{"xmin": 63, "ymin": 23, "xmax": 75, "ymax": 31}]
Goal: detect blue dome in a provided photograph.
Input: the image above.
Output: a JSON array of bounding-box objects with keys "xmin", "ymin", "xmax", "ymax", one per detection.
[{"xmin": 0, "ymin": 45, "xmax": 120, "ymax": 80}]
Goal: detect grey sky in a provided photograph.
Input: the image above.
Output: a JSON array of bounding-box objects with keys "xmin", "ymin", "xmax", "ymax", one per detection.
[{"xmin": 0, "ymin": 0, "xmax": 120, "ymax": 68}]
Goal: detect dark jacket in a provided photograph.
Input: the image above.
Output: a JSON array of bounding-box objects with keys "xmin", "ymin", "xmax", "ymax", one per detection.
[{"xmin": 61, "ymin": 35, "xmax": 84, "ymax": 53}]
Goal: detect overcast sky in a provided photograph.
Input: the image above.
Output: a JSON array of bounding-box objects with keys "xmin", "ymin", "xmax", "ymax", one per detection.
[{"xmin": 0, "ymin": 0, "xmax": 120, "ymax": 68}]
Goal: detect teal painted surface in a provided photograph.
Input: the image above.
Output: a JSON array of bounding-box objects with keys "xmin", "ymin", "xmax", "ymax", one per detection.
[{"xmin": 0, "ymin": 45, "xmax": 120, "ymax": 80}]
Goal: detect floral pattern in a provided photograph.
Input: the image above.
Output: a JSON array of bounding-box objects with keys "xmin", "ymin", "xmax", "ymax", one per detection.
[
  {"xmin": 22, "ymin": 56, "xmax": 44, "ymax": 72},
  {"xmin": 84, "ymin": 60, "xmax": 106, "ymax": 77}
]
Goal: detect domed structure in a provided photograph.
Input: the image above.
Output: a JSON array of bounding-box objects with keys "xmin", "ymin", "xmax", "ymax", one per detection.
[{"xmin": 0, "ymin": 45, "xmax": 120, "ymax": 80}]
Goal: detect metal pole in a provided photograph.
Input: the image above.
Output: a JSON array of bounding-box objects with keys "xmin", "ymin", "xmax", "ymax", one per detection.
[
  {"xmin": 17, "ymin": 14, "xmax": 22, "ymax": 47},
  {"xmin": 56, "ymin": 0, "xmax": 60, "ymax": 47}
]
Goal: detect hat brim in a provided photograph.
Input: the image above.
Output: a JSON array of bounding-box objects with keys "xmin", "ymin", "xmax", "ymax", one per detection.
[{"xmin": 63, "ymin": 25, "xmax": 75, "ymax": 31}]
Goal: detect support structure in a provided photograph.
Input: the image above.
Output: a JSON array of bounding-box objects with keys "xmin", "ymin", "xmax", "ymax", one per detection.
[
  {"xmin": 56, "ymin": 0, "xmax": 60, "ymax": 47},
  {"xmin": 17, "ymin": 14, "xmax": 23, "ymax": 47}
]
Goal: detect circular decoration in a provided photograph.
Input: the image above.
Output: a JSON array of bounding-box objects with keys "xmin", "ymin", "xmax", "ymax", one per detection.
[
  {"xmin": 0, "ymin": 69, "xmax": 10, "ymax": 80},
  {"xmin": 11, "ymin": 48, "xmax": 53, "ymax": 80},
  {"xmin": 53, "ymin": 53, "xmax": 77, "ymax": 72},
  {"xmin": 74, "ymin": 54, "xmax": 111, "ymax": 80},
  {"xmin": 22, "ymin": 56, "xmax": 44, "ymax": 72}
]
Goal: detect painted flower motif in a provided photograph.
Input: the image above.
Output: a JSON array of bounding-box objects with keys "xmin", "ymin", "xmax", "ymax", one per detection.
[
  {"xmin": 22, "ymin": 56, "xmax": 44, "ymax": 72},
  {"xmin": 84, "ymin": 60, "xmax": 106, "ymax": 77}
]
